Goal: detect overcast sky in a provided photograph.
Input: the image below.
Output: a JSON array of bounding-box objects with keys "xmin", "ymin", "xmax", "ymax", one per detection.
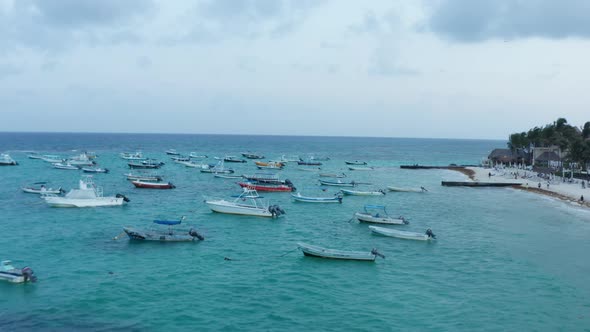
[{"xmin": 1, "ymin": 0, "xmax": 590, "ymax": 139}]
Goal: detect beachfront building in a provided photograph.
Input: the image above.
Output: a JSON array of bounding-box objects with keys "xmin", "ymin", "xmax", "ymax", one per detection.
[
  {"xmin": 532, "ymin": 146, "xmax": 562, "ymax": 167},
  {"xmin": 487, "ymin": 148, "xmax": 528, "ymax": 166}
]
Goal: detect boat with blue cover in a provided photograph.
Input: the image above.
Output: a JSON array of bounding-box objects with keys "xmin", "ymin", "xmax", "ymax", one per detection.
[{"xmin": 122, "ymin": 217, "xmax": 204, "ymax": 242}]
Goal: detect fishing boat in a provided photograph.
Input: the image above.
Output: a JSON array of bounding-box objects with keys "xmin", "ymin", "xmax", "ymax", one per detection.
[
  {"xmin": 291, "ymin": 192, "xmax": 343, "ymax": 203},
  {"xmin": 224, "ymin": 156, "xmax": 247, "ymax": 163},
  {"xmin": 82, "ymin": 167, "xmax": 109, "ymax": 173},
  {"xmin": 319, "ymin": 179, "xmax": 357, "ymax": 187},
  {"xmin": 200, "ymin": 160, "xmax": 234, "ymax": 174},
  {"xmin": 175, "ymin": 160, "xmax": 202, "ymax": 168},
  {"xmin": 241, "ymin": 173, "xmax": 284, "ymax": 184},
  {"xmin": 340, "ymin": 189, "xmax": 386, "ymax": 196},
  {"xmin": 171, "ymin": 155, "xmax": 191, "ymax": 162},
  {"xmin": 256, "ymin": 162, "xmax": 284, "ymax": 170},
  {"xmin": 345, "ymin": 160, "xmax": 367, "ymax": 165},
  {"xmin": 348, "ymin": 166, "xmax": 374, "ymax": 171},
  {"xmin": 125, "ymin": 173, "xmax": 163, "ymax": 182},
  {"xmin": 0, "ymin": 260, "xmax": 37, "ymax": 283},
  {"xmin": 131, "ymin": 180, "xmax": 175, "ymax": 189},
  {"xmin": 297, "ymin": 243, "xmax": 384, "ymax": 261},
  {"xmin": 27, "ymin": 153, "xmax": 43, "ymax": 159},
  {"xmin": 278, "ymin": 155, "xmax": 300, "ymax": 163},
  {"xmin": 369, "ymin": 226, "xmax": 436, "ymax": 241},
  {"xmin": 238, "ymin": 181, "xmax": 295, "ymax": 192},
  {"xmin": 53, "ymin": 162, "xmax": 80, "ymax": 170},
  {"xmin": 189, "ymin": 152, "xmax": 208, "ymax": 159},
  {"xmin": 354, "ymin": 205, "xmax": 408, "ymax": 225},
  {"xmin": 255, "ymin": 161, "xmax": 285, "ymax": 167},
  {"xmin": 120, "ymin": 151, "xmax": 146, "ymax": 160},
  {"xmin": 214, "ymin": 174, "xmax": 243, "ymax": 179},
  {"xmin": 297, "ymin": 160, "xmax": 322, "ymax": 166},
  {"xmin": 121, "ymin": 217, "xmax": 204, "ymax": 242},
  {"xmin": 0, "ymin": 154, "xmax": 18, "ymax": 166},
  {"xmin": 242, "ymin": 152, "xmax": 265, "ymax": 159},
  {"xmin": 22, "ymin": 184, "xmax": 64, "ymax": 195},
  {"xmin": 128, "ymin": 160, "xmax": 163, "ymax": 169},
  {"xmin": 205, "ymin": 188, "xmax": 285, "ymax": 217},
  {"xmin": 319, "ymin": 173, "xmax": 347, "ymax": 178},
  {"xmin": 165, "ymin": 149, "xmax": 180, "ymax": 155},
  {"xmin": 67, "ymin": 153, "xmax": 96, "ymax": 166},
  {"xmin": 387, "ymin": 186, "xmax": 428, "ymax": 193},
  {"xmin": 41, "ymin": 155, "xmax": 64, "ymax": 163},
  {"xmin": 44, "ymin": 176, "xmax": 129, "ymax": 207}
]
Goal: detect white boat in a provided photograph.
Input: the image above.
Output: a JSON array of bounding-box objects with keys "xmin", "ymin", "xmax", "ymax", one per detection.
[
  {"xmin": 278, "ymin": 155, "xmax": 300, "ymax": 163},
  {"xmin": 387, "ymin": 186, "xmax": 428, "ymax": 193},
  {"xmin": 348, "ymin": 166, "xmax": 374, "ymax": 171},
  {"xmin": 319, "ymin": 173, "xmax": 347, "ymax": 178},
  {"xmin": 175, "ymin": 160, "xmax": 202, "ymax": 168},
  {"xmin": 53, "ymin": 162, "xmax": 80, "ymax": 170},
  {"xmin": 22, "ymin": 185, "xmax": 64, "ymax": 195},
  {"xmin": 0, "ymin": 153, "xmax": 18, "ymax": 166},
  {"xmin": 165, "ymin": 149, "xmax": 180, "ymax": 155},
  {"xmin": 189, "ymin": 152, "xmax": 208, "ymax": 159},
  {"xmin": 67, "ymin": 153, "xmax": 95, "ymax": 166},
  {"xmin": 200, "ymin": 160, "xmax": 234, "ymax": 174},
  {"xmin": 27, "ymin": 153, "xmax": 43, "ymax": 159},
  {"xmin": 205, "ymin": 188, "xmax": 284, "ymax": 218},
  {"xmin": 369, "ymin": 226, "xmax": 436, "ymax": 241},
  {"xmin": 354, "ymin": 205, "xmax": 408, "ymax": 225},
  {"xmin": 291, "ymin": 192, "xmax": 343, "ymax": 203},
  {"xmin": 121, "ymin": 217, "xmax": 204, "ymax": 242},
  {"xmin": 120, "ymin": 151, "xmax": 146, "ymax": 160},
  {"xmin": 41, "ymin": 155, "xmax": 64, "ymax": 163},
  {"xmin": 319, "ymin": 179, "xmax": 356, "ymax": 187},
  {"xmin": 82, "ymin": 167, "xmax": 109, "ymax": 173},
  {"xmin": 345, "ymin": 160, "xmax": 367, "ymax": 165},
  {"xmin": 340, "ymin": 189, "xmax": 386, "ymax": 196},
  {"xmin": 125, "ymin": 173, "xmax": 163, "ymax": 182},
  {"xmin": 297, "ymin": 243, "xmax": 384, "ymax": 261},
  {"xmin": 214, "ymin": 174, "xmax": 243, "ymax": 179},
  {"xmin": 0, "ymin": 260, "xmax": 37, "ymax": 283},
  {"xmin": 44, "ymin": 177, "xmax": 129, "ymax": 208}
]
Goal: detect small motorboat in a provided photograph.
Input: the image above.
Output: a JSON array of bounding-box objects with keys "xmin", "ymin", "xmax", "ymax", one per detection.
[
  {"xmin": 121, "ymin": 217, "xmax": 204, "ymax": 242},
  {"xmin": 354, "ymin": 205, "xmax": 408, "ymax": 225},
  {"xmin": 319, "ymin": 179, "xmax": 356, "ymax": 187},
  {"xmin": 224, "ymin": 156, "xmax": 247, "ymax": 163},
  {"xmin": 345, "ymin": 160, "xmax": 367, "ymax": 165},
  {"xmin": 27, "ymin": 153, "xmax": 43, "ymax": 160},
  {"xmin": 200, "ymin": 160, "xmax": 234, "ymax": 174},
  {"xmin": 125, "ymin": 173, "xmax": 163, "ymax": 182},
  {"xmin": 340, "ymin": 189, "xmax": 386, "ymax": 196},
  {"xmin": 22, "ymin": 184, "xmax": 64, "ymax": 195},
  {"xmin": 242, "ymin": 152, "xmax": 265, "ymax": 159},
  {"xmin": 205, "ymin": 188, "xmax": 285, "ymax": 217},
  {"xmin": 44, "ymin": 176, "xmax": 129, "ymax": 207},
  {"xmin": 128, "ymin": 160, "xmax": 163, "ymax": 169},
  {"xmin": 387, "ymin": 186, "xmax": 428, "ymax": 193},
  {"xmin": 369, "ymin": 226, "xmax": 436, "ymax": 241},
  {"xmin": 120, "ymin": 151, "xmax": 146, "ymax": 160},
  {"xmin": 175, "ymin": 160, "xmax": 202, "ymax": 168},
  {"xmin": 291, "ymin": 192, "xmax": 343, "ymax": 203},
  {"xmin": 53, "ymin": 162, "xmax": 79, "ymax": 170},
  {"xmin": 189, "ymin": 152, "xmax": 208, "ymax": 159},
  {"xmin": 165, "ymin": 149, "xmax": 180, "ymax": 155},
  {"xmin": 214, "ymin": 174, "xmax": 243, "ymax": 179},
  {"xmin": 297, "ymin": 243, "xmax": 384, "ymax": 261},
  {"xmin": 171, "ymin": 155, "xmax": 191, "ymax": 162},
  {"xmin": 131, "ymin": 180, "xmax": 175, "ymax": 189},
  {"xmin": 0, "ymin": 260, "xmax": 37, "ymax": 283},
  {"xmin": 0, "ymin": 153, "xmax": 18, "ymax": 166},
  {"xmin": 82, "ymin": 167, "xmax": 109, "ymax": 173},
  {"xmin": 348, "ymin": 166, "xmax": 374, "ymax": 171},
  {"xmin": 238, "ymin": 181, "xmax": 295, "ymax": 192},
  {"xmin": 297, "ymin": 160, "xmax": 322, "ymax": 166},
  {"xmin": 319, "ymin": 173, "xmax": 346, "ymax": 178},
  {"xmin": 41, "ymin": 155, "xmax": 64, "ymax": 163}
]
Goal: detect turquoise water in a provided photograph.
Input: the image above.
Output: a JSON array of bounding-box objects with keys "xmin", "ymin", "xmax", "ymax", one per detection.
[{"xmin": 1, "ymin": 133, "xmax": 590, "ymax": 331}]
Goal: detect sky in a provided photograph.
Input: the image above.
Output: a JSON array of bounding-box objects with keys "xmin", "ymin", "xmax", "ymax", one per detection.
[{"xmin": 1, "ymin": 0, "xmax": 590, "ymax": 139}]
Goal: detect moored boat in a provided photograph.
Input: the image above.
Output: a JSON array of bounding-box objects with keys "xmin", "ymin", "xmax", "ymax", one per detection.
[
  {"xmin": 53, "ymin": 162, "xmax": 80, "ymax": 170},
  {"xmin": 319, "ymin": 173, "xmax": 347, "ymax": 178},
  {"xmin": 348, "ymin": 166, "xmax": 374, "ymax": 171},
  {"xmin": 242, "ymin": 152, "xmax": 265, "ymax": 159},
  {"xmin": 238, "ymin": 181, "xmax": 295, "ymax": 192},
  {"xmin": 297, "ymin": 243, "xmax": 384, "ymax": 261},
  {"xmin": 125, "ymin": 173, "xmax": 163, "ymax": 182},
  {"xmin": 22, "ymin": 185, "xmax": 64, "ymax": 195},
  {"xmin": 369, "ymin": 226, "xmax": 436, "ymax": 241},
  {"xmin": 345, "ymin": 160, "xmax": 367, "ymax": 165},
  {"xmin": 120, "ymin": 151, "xmax": 146, "ymax": 160},
  {"xmin": 44, "ymin": 176, "xmax": 129, "ymax": 207},
  {"xmin": 131, "ymin": 180, "xmax": 175, "ymax": 189},
  {"xmin": 189, "ymin": 152, "xmax": 208, "ymax": 159},
  {"xmin": 340, "ymin": 189, "xmax": 386, "ymax": 196},
  {"xmin": 298, "ymin": 160, "xmax": 322, "ymax": 166},
  {"xmin": 128, "ymin": 160, "xmax": 163, "ymax": 169},
  {"xmin": 165, "ymin": 149, "xmax": 180, "ymax": 155},
  {"xmin": 121, "ymin": 217, "xmax": 204, "ymax": 242},
  {"xmin": 0, "ymin": 260, "xmax": 37, "ymax": 283},
  {"xmin": 205, "ymin": 188, "xmax": 285, "ymax": 217},
  {"xmin": 291, "ymin": 192, "xmax": 343, "ymax": 203},
  {"xmin": 387, "ymin": 186, "xmax": 428, "ymax": 193},
  {"xmin": 224, "ymin": 156, "xmax": 247, "ymax": 163},
  {"xmin": 354, "ymin": 205, "xmax": 408, "ymax": 225},
  {"xmin": 82, "ymin": 167, "xmax": 109, "ymax": 173},
  {"xmin": 319, "ymin": 179, "xmax": 356, "ymax": 187}
]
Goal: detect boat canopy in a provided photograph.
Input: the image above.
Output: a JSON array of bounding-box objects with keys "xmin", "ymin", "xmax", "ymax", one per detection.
[
  {"xmin": 153, "ymin": 220, "xmax": 182, "ymax": 225},
  {"xmin": 364, "ymin": 205, "xmax": 388, "ymax": 213}
]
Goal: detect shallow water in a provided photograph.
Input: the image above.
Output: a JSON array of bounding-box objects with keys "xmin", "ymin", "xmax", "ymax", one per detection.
[{"xmin": 1, "ymin": 133, "xmax": 589, "ymax": 331}]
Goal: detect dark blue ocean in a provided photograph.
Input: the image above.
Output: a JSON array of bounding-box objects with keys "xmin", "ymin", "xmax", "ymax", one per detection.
[{"xmin": 1, "ymin": 133, "xmax": 589, "ymax": 331}]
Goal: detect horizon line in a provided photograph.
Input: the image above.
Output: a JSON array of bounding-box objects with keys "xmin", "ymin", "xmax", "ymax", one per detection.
[{"xmin": 0, "ymin": 130, "xmax": 507, "ymax": 141}]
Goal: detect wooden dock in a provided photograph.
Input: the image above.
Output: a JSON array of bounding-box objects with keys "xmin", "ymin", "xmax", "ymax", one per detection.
[{"xmin": 441, "ymin": 181, "xmax": 522, "ymax": 187}]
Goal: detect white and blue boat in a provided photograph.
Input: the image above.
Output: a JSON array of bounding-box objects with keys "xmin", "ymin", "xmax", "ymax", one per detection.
[
  {"xmin": 297, "ymin": 243, "xmax": 384, "ymax": 261},
  {"xmin": 122, "ymin": 217, "xmax": 204, "ymax": 242},
  {"xmin": 0, "ymin": 260, "xmax": 37, "ymax": 283},
  {"xmin": 291, "ymin": 192, "xmax": 343, "ymax": 203}
]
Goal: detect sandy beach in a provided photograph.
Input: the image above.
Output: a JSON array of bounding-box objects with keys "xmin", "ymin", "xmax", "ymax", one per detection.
[{"xmin": 464, "ymin": 167, "xmax": 590, "ymax": 208}]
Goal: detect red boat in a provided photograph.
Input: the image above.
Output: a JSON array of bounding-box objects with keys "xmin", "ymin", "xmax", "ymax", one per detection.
[
  {"xmin": 238, "ymin": 182, "xmax": 295, "ymax": 192},
  {"xmin": 132, "ymin": 180, "xmax": 175, "ymax": 189}
]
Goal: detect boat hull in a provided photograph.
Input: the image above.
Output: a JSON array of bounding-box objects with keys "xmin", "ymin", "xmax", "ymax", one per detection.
[
  {"xmin": 319, "ymin": 180, "xmax": 355, "ymax": 187},
  {"xmin": 131, "ymin": 181, "xmax": 175, "ymax": 189},
  {"xmin": 297, "ymin": 243, "xmax": 376, "ymax": 261},
  {"xmin": 205, "ymin": 200, "xmax": 273, "ymax": 217},
  {"xmin": 354, "ymin": 212, "xmax": 405, "ymax": 225},
  {"xmin": 22, "ymin": 187, "xmax": 62, "ymax": 195},
  {"xmin": 238, "ymin": 182, "xmax": 294, "ymax": 192},
  {"xmin": 44, "ymin": 197, "xmax": 125, "ymax": 207},
  {"xmin": 369, "ymin": 226, "xmax": 433, "ymax": 241},
  {"xmin": 340, "ymin": 189, "xmax": 385, "ymax": 196},
  {"xmin": 123, "ymin": 228, "xmax": 200, "ymax": 242},
  {"xmin": 291, "ymin": 193, "xmax": 342, "ymax": 203}
]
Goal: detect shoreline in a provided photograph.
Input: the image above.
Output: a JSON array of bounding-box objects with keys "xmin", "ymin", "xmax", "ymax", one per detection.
[{"xmin": 450, "ymin": 167, "xmax": 589, "ymax": 208}]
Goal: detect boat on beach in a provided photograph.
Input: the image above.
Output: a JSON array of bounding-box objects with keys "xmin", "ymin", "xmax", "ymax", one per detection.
[
  {"xmin": 0, "ymin": 154, "xmax": 18, "ymax": 166},
  {"xmin": 297, "ymin": 243, "xmax": 384, "ymax": 261},
  {"xmin": 44, "ymin": 176, "xmax": 129, "ymax": 207},
  {"xmin": 369, "ymin": 226, "xmax": 436, "ymax": 241},
  {"xmin": 340, "ymin": 189, "xmax": 386, "ymax": 196},
  {"xmin": 354, "ymin": 205, "xmax": 408, "ymax": 225},
  {"xmin": 387, "ymin": 186, "xmax": 428, "ymax": 193},
  {"xmin": 121, "ymin": 217, "xmax": 204, "ymax": 242},
  {"xmin": 205, "ymin": 188, "xmax": 285, "ymax": 217},
  {"xmin": 131, "ymin": 180, "xmax": 175, "ymax": 189},
  {"xmin": 0, "ymin": 260, "xmax": 37, "ymax": 283},
  {"xmin": 291, "ymin": 192, "xmax": 343, "ymax": 203}
]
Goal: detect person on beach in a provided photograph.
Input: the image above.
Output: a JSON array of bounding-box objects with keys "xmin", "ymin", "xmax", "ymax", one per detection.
[
  {"xmin": 581, "ymin": 195, "xmax": 584, "ymax": 203},
  {"xmin": 538, "ymin": 183, "xmax": 541, "ymax": 189}
]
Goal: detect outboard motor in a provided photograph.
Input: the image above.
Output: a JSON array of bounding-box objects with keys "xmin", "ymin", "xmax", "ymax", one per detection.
[
  {"xmin": 268, "ymin": 205, "xmax": 285, "ymax": 217},
  {"xmin": 21, "ymin": 267, "xmax": 37, "ymax": 283},
  {"xmin": 116, "ymin": 194, "xmax": 131, "ymax": 202},
  {"xmin": 285, "ymin": 179, "xmax": 294, "ymax": 188},
  {"xmin": 421, "ymin": 186, "xmax": 428, "ymax": 192},
  {"xmin": 189, "ymin": 228, "xmax": 205, "ymax": 241},
  {"xmin": 425, "ymin": 229, "xmax": 436, "ymax": 239},
  {"xmin": 370, "ymin": 249, "xmax": 385, "ymax": 259},
  {"xmin": 379, "ymin": 189, "xmax": 386, "ymax": 195},
  {"xmin": 170, "ymin": 183, "xmax": 176, "ymax": 189},
  {"xmin": 401, "ymin": 216, "xmax": 409, "ymax": 224}
]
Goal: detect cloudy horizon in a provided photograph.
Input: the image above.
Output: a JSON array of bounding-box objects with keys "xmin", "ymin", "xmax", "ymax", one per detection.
[{"xmin": 1, "ymin": 0, "xmax": 590, "ymax": 140}]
